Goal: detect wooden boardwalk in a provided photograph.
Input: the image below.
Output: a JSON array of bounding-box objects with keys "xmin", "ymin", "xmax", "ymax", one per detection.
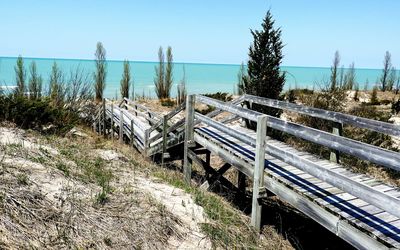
[{"xmin": 94, "ymin": 94, "xmax": 400, "ymax": 249}]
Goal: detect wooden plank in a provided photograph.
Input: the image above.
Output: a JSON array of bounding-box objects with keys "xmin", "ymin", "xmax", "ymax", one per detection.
[
  {"xmin": 196, "ymin": 122, "xmax": 400, "ymax": 219},
  {"xmin": 119, "ymin": 107, "xmax": 124, "ymax": 143},
  {"xmin": 102, "ymin": 98, "xmax": 106, "ymax": 138},
  {"xmin": 195, "ymin": 131, "xmax": 393, "ymax": 248},
  {"xmin": 183, "ymin": 95, "xmax": 195, "ymax": 184},
  {"xmin": 330, "ymin": 122, "xmax": 343, "ymax": 163},
  {"xmin": 244, "ymin": 94, "xmax": 400, "ymax": 137},
  {"xmin": 161, "ymin": 115, "xmax": 168, "ymax": 165},
  {"xmin": 251, "ymin": 115, "xmax": 268, "ymax": 231},
  {"xmin": 111, "ymin": 103, "xmax": 114, "ymax": 141}
]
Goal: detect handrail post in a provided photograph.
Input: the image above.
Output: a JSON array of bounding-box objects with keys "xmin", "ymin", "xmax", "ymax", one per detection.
[
  {"xmin": 102, "ymin": 98, "xmax": 106, "ymax": 138},
  {"xmin": 161, "ymin": 115, "xmax": 168, "ymax": 165},
  {"xmin": 251, "ymin": 115, "xmax": 268, "ymax": 231},
  {"xmin": 330, "ymin": 121, "xmax": 343, "ymax": 163},
  {"xmin": 130, "ymin": 119, "xmax": 134, "ymax": 147},
  {"xmin": 184, "ymin": 95, "xmax": 196, "ymax": 184},
  {"xmin": 111, "ymin": 103, "xmax": 114, "ymax": 141},
  {"xmin": 119, "ymin": 108, "xmax": 124, "ymax": 144},
  {"xmin": 144, "ymin": 129, "xmax": 150, "ymax": 156}
]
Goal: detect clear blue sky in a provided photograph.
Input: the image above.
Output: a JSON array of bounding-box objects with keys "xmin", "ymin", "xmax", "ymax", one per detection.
[{"xmin": 0, "ymin": 0, "xmax": 399, "ymax": 68}]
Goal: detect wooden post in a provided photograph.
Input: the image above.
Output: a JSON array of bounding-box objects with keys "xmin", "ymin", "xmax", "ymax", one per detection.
[
  {"xmin": 144, "ymin": 129, "xmax": 150, "ymax": 156},
  {"xmin": 238, "ymin": 171, "xmax": 246, "ymax": 192},
  {"xmin": 119, "ymin": 108, "xmax": 124, "ymax": 143},
  {"xmin": 97, "ymin": 109, "xmax": 101, "ymax": 135},
  {"xmin": 161, "ymin": 115, "xmax": 168, "ymax": 165},
  {"xmin": 111, "ymin": 103, "xmax": 114, "ymax": 141},
  {"xmin": 102, "ymin": 98, "xmax": 106, "ymax": 138},
  {"xmin": 251, "ymin": 115, "xmax": 268, "ymax": 231},
  {"xmin": 330, "ymin": 122, "xmax": 343, "ymax": 163},
  {"xmin": 130, "ymin": 119, "xmax": 134, "ymax": 147},
  {"xmin": 183, "ymin": 95, "xmax": 195, "ymax": 184}
]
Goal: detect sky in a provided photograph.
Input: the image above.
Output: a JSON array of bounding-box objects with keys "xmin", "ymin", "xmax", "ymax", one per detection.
[{"xmin": 0, "ymin": 0, "xmax": 399, "ymax": 68}]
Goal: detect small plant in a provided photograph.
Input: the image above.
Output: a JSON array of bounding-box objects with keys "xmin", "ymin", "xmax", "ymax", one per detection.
[
  {"xmin": 370, "ymin": 86, "xmax": 380, "ymax": 105},
  {"xmin": 17, "ymin": 173, "xmax": 29, "ymax": 185},
  {"xmin": 56, "ymin": 162, "xmax": 70, "ymax": 176},
  {"xmin": 392, "ymin": 98, "xmax": 400, "ymax": 114},
  {"xmin": 160, "ymin": 98, "xmax": 175, "ymax": 107}
]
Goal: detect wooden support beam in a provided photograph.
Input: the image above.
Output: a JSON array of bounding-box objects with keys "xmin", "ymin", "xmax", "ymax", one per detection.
[
  {"xmin": 188, "ymin": 150, "xmax": 239, "ymax": 192},
  {"xmin": 161, "ymin": 115, "xmax": 168, "ymax": 165},
  {"xmin": 184, "ymin": 95, "xmax": 195, "ymax": 184},
  {"xmin": 119, "ymin": 108, "xmax": 123, "ymax": 143},
  {"xmin": 111, "ymin": 103, "xmax": 114, "ymax": 141},
  {"xmin": 200, "ymin": 163, "xmax": 232, "ymax": 190},
  {"xmin": 238, "ymin": 171, "xmax": 246, "ymax": 193},
  {"xmin": 102, "ymin": 98, "xmax": 106, "ymax": 138},
  {"xmin": 330, "ymin": 121, "xmax": 343, "ymax": 163},
  {"xmin": 251, "ymin": 115, "xmax": 268, "ymax": 231}
]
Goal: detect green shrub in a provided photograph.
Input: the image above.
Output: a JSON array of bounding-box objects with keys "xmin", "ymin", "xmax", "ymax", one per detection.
[
  {"xmin": 0, "ymin": 95, "xmax": 79, "ymax": 134},
  {"xmin": 392, "ymin": 98, "xmax": 400, "ymax": 114},
  {"xmin": 204, "ymin": 92, "xmax": 232, "ymax": 102}
]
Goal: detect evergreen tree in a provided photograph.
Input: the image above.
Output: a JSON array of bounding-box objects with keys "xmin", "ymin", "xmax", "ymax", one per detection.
[
  {"xmin": 243, "ymin": 10, "xmax": 285, "ymax": 117},
  {"xmin": 28, "ymin": 61, "xmax": 42, "ymax": 99},
  {"xmin": 154, "ymin": 46, "xmax": 165, "ymax": 99},
  {"xmin": 120, "ymin": 60, "xmax": 131, "ymax": 99},
  {"xmin": 237, "ymin": 62, "xmax": 247, "ymax": 95},
  {"xmin": 94, "ymin": 42, "xmax": 107, "ymax": 101},
  {"xmin": 49, "ymin": 62, "xmax": 64, "ymax": 106},
  {"xmin": 380, "ymin": 51, "xmax": 392, "ymax": 91},
  {"xmin": 165, "ymin": 46, "xmax": 173, "ymax": 99},
  {"xmin": 330, "ymin": 51, "xmax": 340, "ymax": 92},
  {"xmin": 14, "ymin": 55, "xmax": 26, "ymax": 96}
]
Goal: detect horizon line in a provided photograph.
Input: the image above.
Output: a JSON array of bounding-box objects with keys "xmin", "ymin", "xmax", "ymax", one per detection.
[{"xmin": 0, "ymin": 55, "xmax": 388, "ymax": 71}]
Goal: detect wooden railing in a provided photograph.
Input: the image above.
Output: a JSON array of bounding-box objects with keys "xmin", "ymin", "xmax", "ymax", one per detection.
[{"xmin": 186, "ymin": 94, "xmax": 400, "ymax": 230}]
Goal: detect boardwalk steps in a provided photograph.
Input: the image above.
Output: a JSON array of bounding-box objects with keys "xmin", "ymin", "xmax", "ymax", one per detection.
[{"xmin": 94, "ymin": 94, "xmax": 400, "ymax": 249}]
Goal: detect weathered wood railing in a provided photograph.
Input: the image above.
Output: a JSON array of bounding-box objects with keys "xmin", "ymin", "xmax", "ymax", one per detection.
[{"xmin": 185, "ymin": 94, "xmax": 400, "ymax": 231}]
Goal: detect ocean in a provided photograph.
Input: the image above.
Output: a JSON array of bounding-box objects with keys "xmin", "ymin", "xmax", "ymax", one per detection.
[{"xmin": 0, "ymin": 56, "xmax": 392, "ymax": 98}]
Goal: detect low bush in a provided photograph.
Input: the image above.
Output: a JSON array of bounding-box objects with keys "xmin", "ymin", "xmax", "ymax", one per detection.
[
  {"xmin": 392, "ymin": 98, "xmax": 400, "ymax": 114},
  {"xmin": 160, "ymin": 98, "xmax": 175, "ymax": 107},
  {"xmin": 0, "ymin": 95, "xmax": 79, "ymax": 134},
  {"xmin": 204, "ymin": 92, "xmax": 232, "ymax": 102}
]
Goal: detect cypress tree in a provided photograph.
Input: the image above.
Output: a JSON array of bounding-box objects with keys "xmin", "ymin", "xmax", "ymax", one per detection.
[
  {"xmin": 120, "ymin": 60, "xmax": 131, "ymax": 99},
  {"xmin": 14, "ymin": 55, "xmax": 26, "ymax": 96},
  {"xmin": 380, "ymin": 51, "xmax": 392, "ymax": 91},
  {"xmin": 154, "ymin": 46, "xmax": 165, "ymax": 99},
  {"xmin": 49, "ymin": 62, "xmax": 64, "ymax": 106},
  {"xmin": 165, "ymin": 46, "xmax": 173, "ymax": 99},
  {"xmin": 243, "ymin": 10, "xmax": 285, "ymax": 117},
  {"xmin": 94, "ymin": 42, "xmax": 107, "ymax": 101},
  {"xmin": 28, "ymin": 61, "xmax": 42, "ymax": 99}
]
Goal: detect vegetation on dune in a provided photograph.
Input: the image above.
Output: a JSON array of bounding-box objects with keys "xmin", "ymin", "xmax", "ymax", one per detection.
[
  {"xmin": 94, "ymin": 42, "xmax": 107, "ymax": 102},
  {"xmin": 120, "ymin": 59, "xmax": 131, "ymax": 99}
]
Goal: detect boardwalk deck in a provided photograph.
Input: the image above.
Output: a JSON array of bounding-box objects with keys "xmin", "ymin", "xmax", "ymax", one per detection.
[
  {"xmin": 94, "ymin": 95, "xmax": 400, "ymax": 249},
  {"xmin": 195, "ymin": 125, "xmax": 400, "ymax": 249}
]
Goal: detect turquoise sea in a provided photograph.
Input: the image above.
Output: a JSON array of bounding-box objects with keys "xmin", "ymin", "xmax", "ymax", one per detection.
[{"xmin": 0, "ymin": 57, "xmax": 392, "ymax": 98}]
